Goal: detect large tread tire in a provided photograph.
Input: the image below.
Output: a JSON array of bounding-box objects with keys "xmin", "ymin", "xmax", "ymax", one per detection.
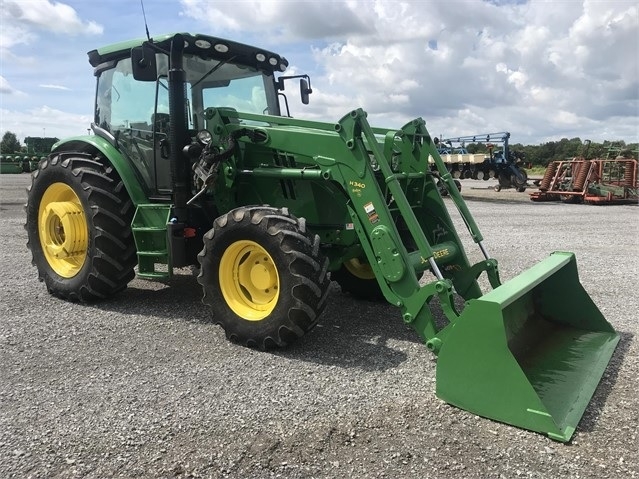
[
  {"xmin": 25, "ymin": 152, "xmax": 137, "ymax": 301},
  {"xmin": 512, "ymin": 168, "xmax": 528, "ymax": 190},
  {"xmin": 332, "ymin": 258, "xmax": 384, "ymax": 302},
  {"xmin": 436, "ymin": 179, "xmax": 461, "ymax": 197},
  {"xmin": 197, "ymin": 206, "xmax": 331, "ymax": 349}
]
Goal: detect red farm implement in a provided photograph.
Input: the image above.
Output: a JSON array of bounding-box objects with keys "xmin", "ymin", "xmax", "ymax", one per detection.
[{"xmin": 530, "ymin": 157, "xmax": 638, "ymax": 205}]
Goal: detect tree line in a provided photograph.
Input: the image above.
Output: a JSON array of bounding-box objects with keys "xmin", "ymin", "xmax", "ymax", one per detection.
[
  {"xmin": 1, "ymin": 132, "xmax": 60, "ymax": 156},
  {"xmin": 464, "ymin": 137, "xmax": 638, "ymax": 167}
]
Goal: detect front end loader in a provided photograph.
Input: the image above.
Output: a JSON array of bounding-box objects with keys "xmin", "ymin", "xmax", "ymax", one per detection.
[{"xmin": 25, "ymin": 33, "xmax": 619, "ymax": 442}]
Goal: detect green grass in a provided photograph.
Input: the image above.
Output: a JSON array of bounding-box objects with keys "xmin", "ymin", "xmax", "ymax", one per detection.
[{"xmin": 525, "ymin": 167, "xmax": 547, "ymax": 177}]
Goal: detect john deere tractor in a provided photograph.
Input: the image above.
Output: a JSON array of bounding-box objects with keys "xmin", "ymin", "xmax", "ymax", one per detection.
[{"xmin": 25, "ymin": 33, "xmax": 618, "ymax": 441}]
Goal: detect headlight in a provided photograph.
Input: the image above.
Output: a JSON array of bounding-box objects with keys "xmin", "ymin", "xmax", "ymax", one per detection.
[
  {"xmin": 197, "ymin": 129, "xmax": 212, "ymax": 145},
  {"xmin": 195, "ymin": 39, "xmax": 212, "ymax": 49}
]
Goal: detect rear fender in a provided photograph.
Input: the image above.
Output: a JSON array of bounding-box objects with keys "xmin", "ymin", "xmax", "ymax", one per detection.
[{"xmin": 52, "ymin": 135, "xmax": 149, "ymax": 205}]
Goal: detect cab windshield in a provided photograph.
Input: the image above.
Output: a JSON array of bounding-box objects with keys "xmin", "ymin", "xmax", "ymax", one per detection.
[
  {"xmin": 94, "ymin": 52, "xmax": 279, "ymax": 193},
  {"xmin": 96, "ymin": 53, "xmax": 278, "ymax": 132}
]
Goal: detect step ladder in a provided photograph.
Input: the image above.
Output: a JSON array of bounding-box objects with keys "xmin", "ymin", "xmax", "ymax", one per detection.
[{"xmin": 131, "ymin": 204, "xmax": 172, "ymax": 280}]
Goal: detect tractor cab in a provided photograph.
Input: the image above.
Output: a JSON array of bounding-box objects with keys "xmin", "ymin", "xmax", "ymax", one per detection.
[{"xmin": 87, "ymin": 33, "xmax": 308, "ymax": 198}]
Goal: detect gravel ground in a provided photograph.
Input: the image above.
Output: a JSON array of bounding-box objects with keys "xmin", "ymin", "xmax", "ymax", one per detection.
[{"xmin": 1, "ymin": 174, "xmax": 637, "ymax": 478}]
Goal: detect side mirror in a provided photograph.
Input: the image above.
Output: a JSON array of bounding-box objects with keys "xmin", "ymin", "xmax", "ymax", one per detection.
[
  {"xmin": 300, "ymin": 78, "xmax": 312, "ymax": 105},
  {"xmin": 131, "ymin": 45, "xmax": 157, "ymax": 82}
]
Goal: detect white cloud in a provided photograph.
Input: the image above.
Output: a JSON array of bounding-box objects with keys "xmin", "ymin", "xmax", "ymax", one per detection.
[
  {"xmin": 0, "ymin": 106, "xmax": 92, "ymax": 141},
  {"xmin": 0, "ymin": 75, "xmax": 26, "ymax": 96},
  {"xmin": 1, "ymin": 0, "xmax": 103, "ymax": 37},
  {"xmin": 0, "ymin": 0, "xmax": 103, "ymax": 66},
  {"xmin": 249, "ymin": 0, "xmax": 636, "ymax": 144},
  {"xmin": 0, "ymin": 20, "xmax": 37, "ymax": 50},
  {"xmin": 0, "ymin": 76, "xmax": 14, "ymax": 94},
  {"xmin": 180, "ymin": 0, "xmax": 373, "ymax": 41},
  {"xmin": 39, "ymin": 84, "xmax": 71, "ymax": 91},
  {"xmin": 0, "ymin": 0, "xmax": 102, "ymax": 139},
  {"xmin": 1, "ymin": 0, "xmax": 637, "ymax": 145}
]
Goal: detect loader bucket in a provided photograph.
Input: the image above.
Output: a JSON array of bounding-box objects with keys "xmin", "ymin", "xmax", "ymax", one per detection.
[{"xmin": 435, "ymin": 251, "xmax": 619, "ymax": 442}]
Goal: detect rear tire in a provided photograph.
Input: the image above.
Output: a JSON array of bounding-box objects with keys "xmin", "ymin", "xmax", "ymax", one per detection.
[
  {"xmin": 197, "ymin": 206, "xmax": 331, "ymax": 349},
  {"xmin": 25, "ymin": 152, "xmax": 137, "ymax": 301},
  {"xmin": 332, "ymin": 257, "xmax": 384, "ymax": 301}
]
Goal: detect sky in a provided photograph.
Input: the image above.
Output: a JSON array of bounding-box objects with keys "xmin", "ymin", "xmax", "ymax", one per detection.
[{"xmin": 0, "ymin": 0, "xmax": 637, "ymax": 146}]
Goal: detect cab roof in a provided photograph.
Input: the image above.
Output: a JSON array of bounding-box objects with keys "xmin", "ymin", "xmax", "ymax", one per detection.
[{"xmin": 87, "ymin": 33, "xmax": 288, "ymax": 74}]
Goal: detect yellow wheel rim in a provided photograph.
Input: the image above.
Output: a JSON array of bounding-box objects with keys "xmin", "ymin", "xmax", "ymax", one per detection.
[
  {"xmin": 344, "ymin": 257, "xmax": 376, "ymax": 280},
  {"xmin": 38, "ymin": 183, "xmax": 88, "ymax": 278},
  {"xmin": 219, "ymin": 240, "xmax": 280, "ymax": 321}
]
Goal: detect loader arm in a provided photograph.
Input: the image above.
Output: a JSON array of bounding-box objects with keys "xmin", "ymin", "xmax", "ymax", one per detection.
[
  {"xmin": 205, "ymin": 107, "xmax": 500, "ymax": 347},
  {"xmin": 202, "ymin": 107, "xmax": 619, "ymax": 442},
  {"xmin": 332, "ymin": 109, "xmax": 498, "ymax": 344}
]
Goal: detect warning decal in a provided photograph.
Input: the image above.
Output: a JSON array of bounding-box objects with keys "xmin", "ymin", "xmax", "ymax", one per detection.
[{"xmin": 363, "ymin": 202, "xmax": 379, "ymax": 224}]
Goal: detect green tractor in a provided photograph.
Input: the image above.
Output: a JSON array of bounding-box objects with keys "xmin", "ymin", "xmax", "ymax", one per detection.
[{"xmin": 25, "ymin": 33, "xmax": 618, "ymax": 441}]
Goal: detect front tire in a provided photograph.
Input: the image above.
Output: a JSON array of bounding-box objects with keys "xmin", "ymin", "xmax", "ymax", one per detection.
[
  {"xmin": 512, "ymin": 168, "xmax": 528, "ymax": 191},
  {"xmin": 25, "ymin": 153, "xmax": 137, "ymax": 301},
  {"xmin": 197, "ymin": 206, "xmax": 331, "ymax": 349},
  {"xmin": 436, "ymin": 179, "xmax": 461, "ymax": 196}
]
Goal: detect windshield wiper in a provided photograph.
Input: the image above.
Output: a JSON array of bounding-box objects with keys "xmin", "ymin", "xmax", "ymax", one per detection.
[{"xmin": 191, "ymin": 55, "xmax": 237, "ymax": 89}]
